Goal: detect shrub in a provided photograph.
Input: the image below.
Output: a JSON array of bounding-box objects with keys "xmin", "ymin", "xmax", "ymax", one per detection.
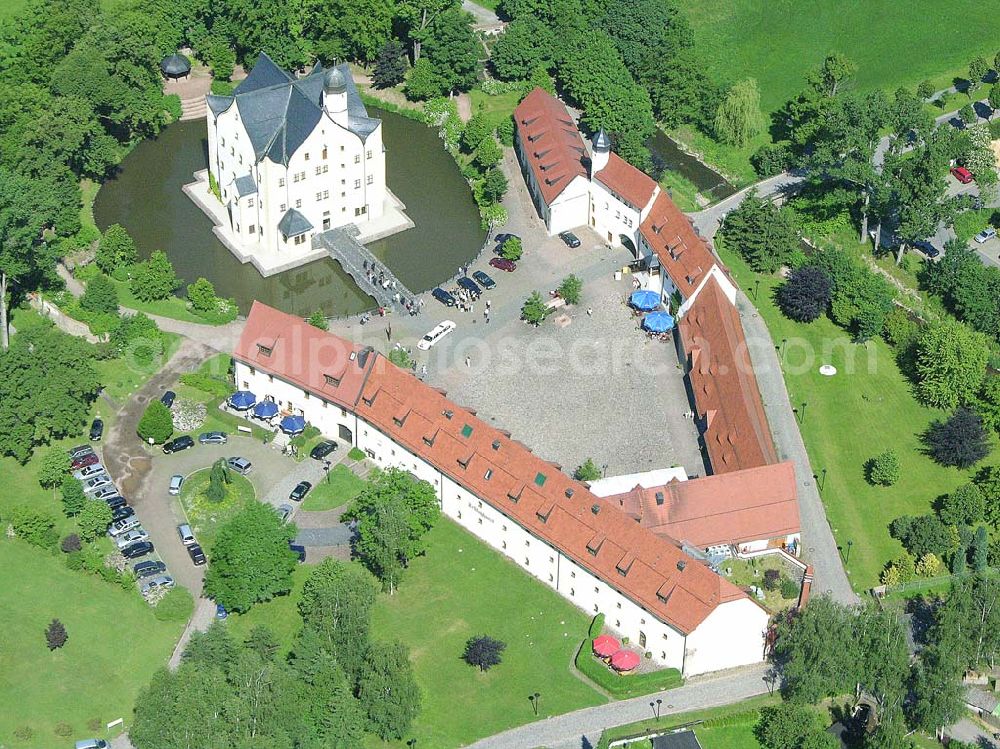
[
  {"xmin": 915, "ymin": 552, "xmax": 942, "ymax": 578},
  {"xmin": 388, "ymin": 347, "xmax": 414, "ymax": 369},
  {"xmin": 882, "ymin": 307, "xmax": 920, "ymax": 349},
  {"xmin": 110, "ymin": 313, "xmax": 163, "ymax": 365},
  {"xmin": 61, "ymin": 534, "xmax": 82, "ymax": 553},
  {"xmin": 186, "ymin": 277, "xmax": 218, "ymax": 312},
  {"xmin": 496, "ymin": 116, "xmax": 515, "ymax": 147},
  {"xmin": 307, "ymin": 309, "xmax": 329, "ymax": 330},
  {"xmin": 751, "ymin": 142, "xmax": 794, "ymax": 177},
  {"xmin": 54, "ymin": 721, "xmax": 74, "ymax": 737},
  {"xmin": 210, "ymin": 79, "xmax": 234, "ymax": 96},
  {"xmin": 776, "ymin": 265, "xmax": 831, "ymax": 322},
  {"xmin": 924, "ymin": 407, "xmax": 990, "ymax": 468},
  {"xmin": 163, "ymin": 93, "xmax": 182, "ymax": 121},
  {"xmin": 573, "ymin": 459, "xmax": 602, "ymax": 482},
  {"xmin": 14, "ymin": 727, "xmax": 33, "ymax": 741},
  {"xmin": 866, "ymin": 449, "xmax": 901, "ymax": 486},
  {"xmin": 11, "ymin": 505, "xmax": 58, "ymax": 549},
  {"xmin": 348, "ymin": 447, "xmax": 365, "ymax": 461},
  {"xmin": 46, "ymin": 618, "xmax": 68, "ymax": 650},
  {"xmin": 137, "ymin": 400, "xmax": 174, "ymax": 444},
  {"xmin": 80, "ymin": 274, "xmax": 120, "ymax": 315},
  {"xmin": 763, "ymin": 568, "xmax": 781, "ymax": 590},
  {"xmin": 178, "ymin": 372, "xmax": 230, "ymax": 398},
  {"xmin": 154, "ymin": 587, "xmax": 195, "ymax": 622},
  {"xmin": 779, "ymin": 577, "xmax": 800, "ymax": 599}
]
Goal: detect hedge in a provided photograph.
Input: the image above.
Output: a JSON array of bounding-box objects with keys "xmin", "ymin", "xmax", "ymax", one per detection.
[
  {"xmin": 575, "ymin": 614, "xmax": 683, "ymax": 698},
  {"xmin": 179, "ymin": 372, "xmax": 232, "ymax": 398}
]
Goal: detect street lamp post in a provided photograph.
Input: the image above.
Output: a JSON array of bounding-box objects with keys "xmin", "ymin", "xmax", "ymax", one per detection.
[
  {"xmin": 846, "ymin": 539, "xmax": 854, "ymax": 565},
  {"xmin": 529, "ymin": 692, "xmax": 541, "ymax": 716},
  {"xmin": 819, "ymin": 468, "xmax": 827, "ymax": 491},
  {"xmin": 753, "ymin": 278, "xmax": 761, "ymax": 302},
  {"xmin": 406, "ymin": 740, "xmax": 417, "ymax": 749},
  {"xmin": 798, "ymin": 402, "xmax": 807, "ymax": 425},
  {"xmin": 777, "ymin": 338, "xmax": 788, "ymax": 363},
  {"xmin": 649, "ymin": 698, "xmax": 662, "ymax": 720}
]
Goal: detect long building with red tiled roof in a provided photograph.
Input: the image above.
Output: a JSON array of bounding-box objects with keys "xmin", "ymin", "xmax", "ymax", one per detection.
[{"xmin": 233, "ymin": 302, "xmax": 771, "ymax": 676}]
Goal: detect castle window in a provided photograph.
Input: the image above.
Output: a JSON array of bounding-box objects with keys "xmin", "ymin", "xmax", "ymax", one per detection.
[
  {"xmin": 279, "ymin": 178, "xmax": 285, "ymax": 187},
  {"xmin": 354, "ymin": 154, "xmax": 360, "ymax": 164},
  {"xmin": 249, "ymin": 225, "xmax": 255, "ymax": 234},
  {"xmin": 280, "ymin": 203, "xmax": 286, "ymax": 212},
  {"xmin": 316, "ymin": 192, "xmax": 323, "ymax": 202},
  {"xmin": 367, "ymin": 149, "xmax": 373, "ymax": 159},
  {"xmin": 323, "ymin": 190, "xmax": 329, "ymax": 199},
  {"xmin": 367, "ymin": 175, "xmax": 374, "ymax": 185},
  {"xmin": 354, "ymin": 179, "xmax": 361, "ymax": 189},
  {"xmin": 304, "ymin": 152, "xmax": 310, "ymax": 161},
  {"xmin": 315, "ymin": 167, "xmax": 322, "ymax": 176},
  {"xmin": 295, "ymin": 199, "xmax": 302, "ymax": 208},
  {"xmin": 247, "ymin": 198, "xmax": 254, "ymax": 207},
  {"xmin": 322, "ymin": 147, "xmax": 328, "ymax": 159},
  {"xmin": 322, "ymin": 165, "xmax": 329, "ymax": 173}
]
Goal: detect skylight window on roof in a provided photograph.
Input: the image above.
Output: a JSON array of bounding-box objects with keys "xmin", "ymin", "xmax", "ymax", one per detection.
[
  {"xmin": 461, "ymin": 424, "xmax": 473, "ymax": 438},
  {"xmin": 534, "ymin": 472, "xmax": 546, "ymax": 487},
  {"xmin": 484, "ymin": 469, "xmax": 492, "ymax": 480},
  {"xmin": 443, "ymin": 409, "xmax": 453, "ymax": 419},
  {"xmin": 324, "ymin": 374, "xmax": 341, "ymax": 387},
  {"xmin": 257, "ymin": 344, "xmax": 273, "ymax": 356}
]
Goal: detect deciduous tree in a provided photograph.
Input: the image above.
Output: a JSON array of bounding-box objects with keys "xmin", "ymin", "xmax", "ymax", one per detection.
[
  {"xmin": 521, "ymin": 290, "xmax": 546, "ymax": 326},
  {"xmin": 77, "ymin": 499, "xmax": 112, "ymax": 542},
  {"xmin": 137, "ymin": 400, "xmax": 173, "ymax": 444},
  {"xmin": 38, "ymin": 448, "xmax": 71, "ymax": 489},
  {"xmin": 307, "ymin": 309, "xmax": 329, "ymax": 330},
  {"xmin": 61, "ymin": 475, "xmax": 87, "ymax": 516},
  {"xmin": 913, "ymin": 319, "xmax": 989, "ymax": 409},
  {"xmin": 130, "ymin": 250, "xmax": 179, "ymax": 302},
  {"xmin": 713, "ymin": 79, "xmax": 765, "ymax": 147},
  {"xmin": 95, "ymin": 224, "xmax": 137, "ymax": 273},
  {"xmin": 80, "ymin": 273, "xmax": 120, "ymax": 314},
  {"xmin": 924, "ymin": 407, "xmax": 990, "ymax": 468},
  {"xmin": 557, "ymin": 274, "xmax": 582, "ymax": 305},
  {"xmin": 777, "ymin": 265, "xmax": 831, "ymax": 322},
  {"xmin": 720, "ymin": 191, "xmax": 799, "ymax": 273},
  {"xmin": 357, "ymin": 640, "xmax": 421, "ymax": 740},
  {"xmin": 463, "ymin": 635, "xmax": 506, "ymax": 671}
]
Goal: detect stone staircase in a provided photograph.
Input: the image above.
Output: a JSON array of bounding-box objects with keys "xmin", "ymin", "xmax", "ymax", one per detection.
[
  {"xmin": 313, "ymin": 226, "xmax": 417, "ymax": 312},
  {"xmin": 180, "ymin": 95, "xmax": 207, "ymax": 121}
]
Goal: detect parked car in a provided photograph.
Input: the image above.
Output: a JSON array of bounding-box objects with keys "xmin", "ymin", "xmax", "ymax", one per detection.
[
  {"xmin": 289, "ymin": 481, "xmax": 312, "ymax": 501},
  {"xmin": 111, "ymin": 505, "xmax": 135, "ymax": 523},
  {"xmin": 457, "ymin": 276, "xmax": 481, "ymax": 298},
  {"xmin": 68, "ymin": 444, "xmax": 95, "ymax": 460},
  {"xmin": 103, "ymin": 495, "xmax": 128, "ymax": 511},
  {"xmin": 558, "ymin": 231, "xmax": 581, "ymax": 248},
  {"xmin": 75, "ymin": 740, "xmax": 109, "ymax": 749},
  {"xmin": 121, "ymin": 540, "xmax": 154, "ymax": 559},
  {"xmin": 417, "ymin": 320, "xmax": 457, "ymax": 351},
  {"xmin": 472, "ymin": 270, "xmax": 496, "ymax": 290},
  {"xmin": 187, "ymin": 543, "xmax": 206, "ymax": 566},
  {"xmin": 116, "ymin": 528, "xmax": 150, "ymax": 549},
  {"xmin": 92, "ymin": 485, "xmax": 120, "ymax": 500},
  {"xmin": 951, "ymin": 166, "xmax": 974, "ymax": 184},
  {"xmin": 160, "ymin": 390, "xmax": 176, "ymax": 408},
  {"xmin": 133, "ymin": 560, "xmax": 167, "ymax": 579},
  {"xmin": 489, "ymin": 257, "xmax": 517, "ymax": 272},
  {"xmin": 71, "ymin": 452, "xmax": 100, "ymax": 470},
  {"xmin": 89, "ymin": 418, "xmax": 104, "ymax": 441},
  {"xmin": 216, "ymin": 603, "xmax": 228, "ymax": 620},
  {"xmin": 912, "ymin": 240, "xmax": 941, "ymax": 258},
  {"xmin": 431, "ymin": 287, "xmax": 456, "ymax": 307},
  {"xmin": 177, "ymin": 523, "xmax": 196, "ymax": 546},
  {"xmin": 974, "ymin": 227, "xmax": 997, "ymax": 244},
  {"xmin": 277, "ymin": 503, "xmax": 294, "ymax": 522},
  {"xmin": 168, "ymin": 474, "xmax": 184, "ymax": 495},
  {"xmin": 83, "ymin": 474, "xmax": 114, "ymax": 493},
  {"xmin": 198, "ymin": 431, "xmax": 228, "ymax": 444},
  {"xmin": 74, "ymin": 463, "xmax": 106, "ymax": 480},
  {"xmin": 289, "ymin": 542, "xmax": 306, "ymax": 562},
  {"xmin": 227, "ymin": 456, "xmax": 252, "ymax": 475},
  {"xmin": 162, "ymin": 436, "xmax": 194, "ymax": 454},
  {"xmin": 108, "ymin": 517, "xmax": 141, "ymax": 537},
  {"xmin": 140, "ymin": 575, "xmax": 175, "ymax": 595},
  {"xmin": 494, "ymin": 232, "xmax": 519, "ymax": 245},
  {"xmin": 310, "ymin": 440, "xmax": 338, "ymax": 460}
]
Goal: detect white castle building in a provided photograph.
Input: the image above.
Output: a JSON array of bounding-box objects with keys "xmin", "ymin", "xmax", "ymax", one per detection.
[{"xmin": 198, "ymin": 53, "xmax": 410, "ymax": 276}]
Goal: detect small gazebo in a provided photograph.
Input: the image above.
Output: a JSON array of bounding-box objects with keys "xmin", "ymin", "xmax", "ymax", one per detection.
[{"xmin": 160, "ymin": 53, "xmax": 191, "ymax": 80}]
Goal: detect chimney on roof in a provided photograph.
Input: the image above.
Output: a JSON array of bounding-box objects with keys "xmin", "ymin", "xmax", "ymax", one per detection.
[
  {"xmin": 492, "ymin": 439, "xmax": 501, "ymax": 450},
  {"xmin": 676, "ymin": 560, "xmax": 687, "ymax": 572},
  {"xmin": 591, "ymin": 504, "xmax": 600, "ymax": 515},
  {"xmin": 565, "ymin": 488, "xmax": 575, "ymax": 499},
  {"xmin": 655, "ymin": 491, "xmax": 664, "ymax": 506}
]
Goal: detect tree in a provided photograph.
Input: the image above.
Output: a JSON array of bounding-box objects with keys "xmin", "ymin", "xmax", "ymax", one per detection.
[
  {"xmin": 916, "ymin": 80, "xmax": 936, "ymax": 100},
  {"xmin": 77, "ymin": 499, "xmax": 112, "ymax": 541},
  {"xmin": 461, "ymin": 113, "xmax": 491, "ymax": 153},
  {"xmin": 969, "ymin": 56, "xmax": 989, "ymax": 90},
  {"xmin": 755, "ymin": 703, "xmax": 816, "ymax": 749},
  {"xmin": 521, "ymin": 291, "xmax": 547, "ymax": 325},
  {"xmin": 557, "ymin": 274, "xmax": 582, "ymax": 305},
  {"xmin": 45, "ymin": 619, "xmax": 68, "ymax": 650},
  {"xmin": 972, "ymin": 525, "xmax": 989, "ymax": 572},
  {"xmin": 372, "ymin": 39, "xmax": 407, "ymax": 89},
  {"xmin": 306, "ymin": 309, "xmax": 329, "ymax": 330},
  {"xmin": 964, "ymin": 123, "xmax": 998, "ymax": 184},
  {"xmin": 777, "ymin": 266, "xmax": 831, "ymax": 322},
  {"xmin": 474, "ymin": 137, "xmax": 503, "ymax": 171},
  {"xmin": 137, "ymin": 400, "xmax": 173, "ymax": 444},
  {"xmin": 801, "ymin": 732, "xmax": 840, "ymax": 749},
  {"xmin": 463, "ymin": 635, "xmax": 506, "ymax": 671},
  {"xmin": 910, "ymin": 645, "xmax": 965, "ymax": 732},
  {"xmin": 808, "ymin": 53, "xmax": 857, "ymax": 97},
  {"xmin": 388, "ymin": 347, "xmax": 414, "ymax": 369},
  {"xmin": 420, "ymin": 8, "xmax": 480, "ymax": 94},
  {"xmin": 959, "ymin": 103, "xmax": 977, "ymax": 127},
  {"xmin": 490, "ymin": 16, "xmax": 554, "ymax": 81},
  {"xmin": 989, "ymin": 83, "xmax": 1000, "ymax": 119},
  {"xmin": 0, "ymin": 169, "xmax": 49, "ymax": 350},
  {"xmin": 714, "ymin": 79, "xmax": 765, "ymax": 147},
  {"xmin": 0, "ymin": 325, "xmax": 100, "ymax": 462},
  {"xmin": 913, "ymin": 319, "xmax": 989, "ymax": 409},
  {"xmin": 924, "ymin": 407, "xmax": 990, "ymax": 468},
  {"xmin": 204, "ymin": 501, "xmax": 298, "ymax": 612},
  {"xmin": 890, "ymin": 514, "xmax": 952, "ymax": 559},
  {"xmin": 10, "ymin": 505, "xmax": 58, "ymax": 548},
  {"xmin": 573, "ymin": 458, "xmax": 602, "ymax": 481},
  {"xmin": 772, "ymin": 595, "xmax": 858, "ymax": 702},
  {"xmin": 940, "ymin": 482, "xmax": 986, "ymax": 526},
  {"xmin": 38, "ymin": 447, "xmax": 71, "ymax": 489},
  {"xmin": 304, "ymin": 0, "xmax": 394, "ymax": 64},
  {"xmin": 500, "ymin": 236, "xmax": 523, "ymax": 261},
  {"xmin": 481, "ymin": 168, "xmax": 508, "ymax": 205},
  {"xmin": 60, "ymin": 475, "xmax": 87, "ymax": 516},
  {"xmin": 349, "ymin": 468, "xmax": 439, "ymax": 593},
  {"xmin": 720, "ymin": 191, "xmax": 799, "ymax": 273},
  {"xmin": 95, "ymin": 223, "xmax": 137, "ymax": 273},
  {"xmin": 130, "ymin": 250, "xmax": 179, "ymax": 302},
  {"xmin": 297, "ymin": 559, "xmax": 380, "ymax": 677},
  {"xmin": 357, "ymin": 640, "xmax": 420, "ymax": 740},
  {"xmin": 205, "ymin": 458, "xmax": 229, "ymax": 503},
  {"xmin": 866, "ymin": 450, "xmax": 900, "ymax": 486},
  {"xmin": 185, "ymin": 277, "xmax": 217, "ymax": 313},
  {"xmin": 404, "ymin": 57, "xmax": 443, "ymax": 100},
  {"xmin": 61, "ymin": 533, "xmax": 82, "ymax": 553},
  {"xmin": 204, "ymin": 39, "xmax": 236, "ymax": 81},
  {"xmin": 80, "ymin": 273, "xmax": 119, "ymax": 314}
]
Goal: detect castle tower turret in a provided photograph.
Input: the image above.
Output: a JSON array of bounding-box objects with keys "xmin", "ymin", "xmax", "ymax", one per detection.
[
  {"xmin": 591, "ymin": 129, "xmax": 611, "ymax": 177},
  {"xmin": 323, "ymin": 67, "xmax": 349, "ymax": 127}
]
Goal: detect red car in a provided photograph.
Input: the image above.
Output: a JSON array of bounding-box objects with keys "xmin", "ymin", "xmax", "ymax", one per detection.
[
  {"xmin": 950, "ymin": 166, "xmax": 974, "ymax": 184},
  {"xmin": 71, "ymin": 452, "xmax": 100, "ymax": 470},
  {"xmin": 489, "ymin": 257, "xmax": 517, "ymax": 272}
]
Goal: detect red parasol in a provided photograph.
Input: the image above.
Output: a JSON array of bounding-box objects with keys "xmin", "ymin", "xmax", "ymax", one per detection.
[
  {"xmin": 592, "ymin": 634, "xmax": 621, "ymax": 658},
  {"xmin": 610, "ymin": 649, "xmax": 640, "ymax": 672}
]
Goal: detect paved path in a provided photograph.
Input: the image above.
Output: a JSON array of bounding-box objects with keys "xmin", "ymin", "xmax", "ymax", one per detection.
[
  {"xmin": 463, "ymin": 0, "xmax": 502, "ymax": 28},
  {"xmin": 167, "ymin": 597, "xmax": 217, "ymax": 669},
  {"xmin": 689, "ymin": 172, "xmax": 805, "ymax": 240},
  {"xmin": 466, "ymin": 664, "xmax": 769, "ymax": 749},
  {"xmin": 735, "ymin": 292, "xmax": 858, "ymax": 605}
]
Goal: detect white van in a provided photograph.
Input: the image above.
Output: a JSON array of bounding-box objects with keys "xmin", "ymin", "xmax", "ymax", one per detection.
[{"xmin": 168, "ymin": 474, "xmax": 184, "ymax": 495}]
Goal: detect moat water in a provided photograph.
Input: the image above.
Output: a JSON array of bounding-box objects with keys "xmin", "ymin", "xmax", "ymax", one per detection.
[{"xmin": 94, "ymin": 110, "xmax": 485, "ymax": 317}]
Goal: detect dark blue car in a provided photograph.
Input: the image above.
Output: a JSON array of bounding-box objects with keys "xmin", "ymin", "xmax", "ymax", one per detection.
[{"xmin": 431, "ymin": 287, "xmax": 456, "ymax": 307}]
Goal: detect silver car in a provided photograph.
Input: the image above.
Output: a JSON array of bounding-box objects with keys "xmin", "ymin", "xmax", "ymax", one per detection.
[
  {"xmin": 198, "ymin": 431, "xmax": 228, "ymax": 444},
  {"xmin": 276, "ymin": 503, "xmax": 294, "ymax": 522},
  {"xmin": 83, "ymin": 474, "xmax": 114, "ymax": 493},
  {"xmin": 108, "ymin": 517, "xmax": 141, "ymax": 537},
  {"xmin": 140, "ymin": 574, "xmax": 175, "ymax": 595},
  {"xmin": 115, "ymin": 528, "xmax": 149, "ymax": 549},
  {"xmin": 227, "ymin": 456, "xmax": 252, "ymax": 475},
  {"xmin": 73, "ymin": 463, "xmax": 106, "ymax": 480},
  {"xmin": 168, "ymin": 474, "xmax": 184, "ymax": 495}
]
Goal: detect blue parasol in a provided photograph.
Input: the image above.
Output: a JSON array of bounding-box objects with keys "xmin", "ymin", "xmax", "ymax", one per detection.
[
  {"xmin": 629, "ymin": 289, "xmax": 659, "ymax": 311},
  {"xmin": 642, "ymin": 311, "xmax": 675, "ymax": 333},
  {"xmin": 253, "ymin": 400, "xmax": 279, "ymax": 419},
  {"xmin": 280, "ymin": 414, "xmax": 306, "ymax": 435},
  {"xmin": 229, "ymin": 390, "xmax": 257, "ymax": 410}
]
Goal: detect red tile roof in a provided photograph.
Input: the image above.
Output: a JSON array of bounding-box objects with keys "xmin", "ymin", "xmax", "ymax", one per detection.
[
  {"xmin": 679, "ymin": 278, "xmax": 778, "ymax": 474},
  {"xmin": 605, "ymin": 462, "xmax": 799, "ymax": 548},
  {"xmin": 353, "ymin": 359, "xmax": 748, "ymax": 634},
  {"xmin": 514, "ymin": 88, "xmax": 588, "ymax": 206},
  {"xmin": 640, "ymin": 191, "xmax": 720, "ymax": 299},
  {"xmin": 233, "ymin": 301, "xmax": 377, "ymax": 410},
  {"xmin": 595, "ymin": 152, "xmax": 658, "ymax": 210}
]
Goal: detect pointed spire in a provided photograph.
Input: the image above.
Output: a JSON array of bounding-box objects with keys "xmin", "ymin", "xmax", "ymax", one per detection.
[{"xmin": 593, "ymin": 129, "xmax": 612, "ymax": 152}]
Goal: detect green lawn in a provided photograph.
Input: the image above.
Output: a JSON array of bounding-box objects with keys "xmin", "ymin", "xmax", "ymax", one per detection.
[
  {"xmin": 0, "ymin": 542, "xmax": 182, "ymax": 748},
  {"xmin": 301, "ymin": 464, "xmax": 365, "ymax": 511},
  {"xmin": 178, "ymin": 468, "xmax": 256, "ymax": 551},
  {"xmin": 685, "ymin": 0, "xmax": 1000, "ymax": 115},
  {"xmin": 469, "ymin": 86, "xmax": 522, "ymax": 131},
  {"xmin": 696, "ymin": 723, "xmax": 764, "ymax": 749},
  {"xmin": 718, "ymin": 241, "xmax": 994, "ymax": 589}
]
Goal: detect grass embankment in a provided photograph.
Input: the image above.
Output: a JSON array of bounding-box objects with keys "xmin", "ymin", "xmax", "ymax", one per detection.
[
  {"xmin": 230, "ymin": 519, "xmax": 605, "ymax": 748},
  {"xmin": 301, "ymin": 464, "xmax": 365, "ymax": 511},
  {"xmin": 178, "ymin": 468, "xmax": 256, "ymax": 551},
  {"xmin": 718, "ymin": 242, "xmax": 997, "ymax": 590}
]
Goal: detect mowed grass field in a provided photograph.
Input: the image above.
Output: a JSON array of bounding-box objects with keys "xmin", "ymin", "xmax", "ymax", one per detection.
[
  {"xmin": 684, "ymin": 0, "xmax": 1000, "ymax": 113},
  {"xmin": 0, "ymin": 543, "xmax": 182, "ymax": 748},
  {"xmin": 717, "ymin": 242, "xmax": 995, "ymax": 590}
]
